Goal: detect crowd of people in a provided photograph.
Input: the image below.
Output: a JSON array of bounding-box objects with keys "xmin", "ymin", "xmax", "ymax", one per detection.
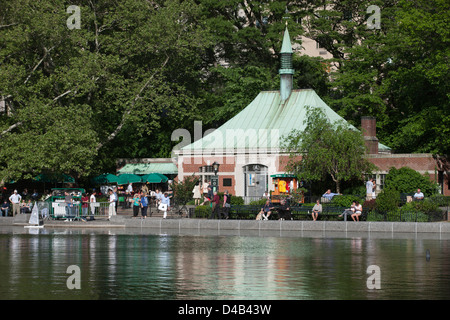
[
  {"xmin": 1, "ymin": 177, "xmax": 428, "ymax": 221},
  {"xmin": 1, "ymin": 188, "xmax": 44, "ymax": 217},
  {"xmin": 191, "ymin": 181, "xmax": 232, "ymax": 219}
]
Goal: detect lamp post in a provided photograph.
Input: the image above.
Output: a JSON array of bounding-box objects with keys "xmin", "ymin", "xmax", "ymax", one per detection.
[{"xmin": 211, "ymin": 162, "xmax": 220, "ymax": 192}]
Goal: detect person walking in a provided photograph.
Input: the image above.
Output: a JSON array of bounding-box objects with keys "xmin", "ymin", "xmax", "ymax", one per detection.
[
  {"xmin": 9, "ymin": 190, "xmax": 22, "ymax": 216},
  {"xmin": 209, "ymin": 192, "xmax": 221, "ymax": 219},
  {"xmin": 159, "ymin": 192, "xmax": 170, "ymax": 219},
  {"xmin": 222, "ymin": 190, "xmax": 231, "ymax": 219}
]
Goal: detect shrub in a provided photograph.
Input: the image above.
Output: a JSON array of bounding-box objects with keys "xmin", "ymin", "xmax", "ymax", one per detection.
[
  {"xmin": 230, "ymin": 196, "xmax": 244, "ymax": 205},
  {"xmin": 384, "ymin": 167, "xmax": 438, "ymax": 196},
  {"xmin": 363, "ymin": 199, "xmax": 377, "ymax": 212},
  {"xmin": 194, "ymin": 205, "xmax": 211, "ymax": 218},
  {"xmin": 375, "ymin": 187, "xmax": 400, "ymax": 213},
  {"xmin": 249, "ymin": 199, "xmax": 267, "ymax": 206}
]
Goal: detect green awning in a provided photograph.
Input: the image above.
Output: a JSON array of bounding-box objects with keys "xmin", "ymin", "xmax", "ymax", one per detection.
[
  {"xmin": 117, "ymin": 163, "xmax": 178, "ymax": 175},
  {"xmin": 141, "ymin": 173, "xmax": 168, "ymax": 183},
  {"xmin": 90, "ymin": 173, "xmax": 119, "ymax": 185},
  {"xmin": 115, "ymin": 174, "xmax": 142, "ymax": 185},
  {"xmin": 270, "ymin": 174, "xmax": 297, "ymax": 178}
]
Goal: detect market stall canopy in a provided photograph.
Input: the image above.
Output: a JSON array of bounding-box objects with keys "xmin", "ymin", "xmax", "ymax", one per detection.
[
  {"xmin": 33, "ymin": 173, "xmax": 75, "ymax": 183},
  {"xmin": 90, "ymin": 173, "xmax": 119, "ymax": 185},
  {"xmin": 117, "ymin": 163, "xmax": 177, "ymax": 175},
  {"xmin": 270, "ymin": 174, "xmax": 297, "ymax": 178},
  {"xmin": 140, "ymin": 173, "xmax": 168, "ymax": 183},
  {"xmin": 115, "ymin": 174, "xmax": 142, "ymax": 185}
]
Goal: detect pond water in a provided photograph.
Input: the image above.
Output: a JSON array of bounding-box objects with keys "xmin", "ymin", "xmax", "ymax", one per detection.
[{"xmin": 0, "ymin": 226, "xmax": 449, "ymax": 300}]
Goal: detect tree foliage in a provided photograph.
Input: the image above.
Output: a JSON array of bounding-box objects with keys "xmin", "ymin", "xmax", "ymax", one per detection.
[
  {"xmin": 384, "ymin": 167, "xmax": 438, "ymax": 196},
  {"xmin": 282, "ymin": 107, "xmax": 376, "ymax": 193},
  {"xmin": 0, "ymin": 0, "xmax": 448, "ymax": 185}
]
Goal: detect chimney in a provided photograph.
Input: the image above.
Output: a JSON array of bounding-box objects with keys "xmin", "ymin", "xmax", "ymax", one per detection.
[{"xmin": 361, "ymin": 116, "xmax": 378, "ymax": 154}]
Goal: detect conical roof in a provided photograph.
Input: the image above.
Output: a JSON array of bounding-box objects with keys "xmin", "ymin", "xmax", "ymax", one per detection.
[{"xmin": 180, "ymin": 89, "xmax": 390, "ymax": 153}]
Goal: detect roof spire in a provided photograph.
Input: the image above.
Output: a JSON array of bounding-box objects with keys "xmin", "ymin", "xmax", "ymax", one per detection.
[{"xmin": 279, "ymin": 25, "xmax": 294, "ymax": 101}]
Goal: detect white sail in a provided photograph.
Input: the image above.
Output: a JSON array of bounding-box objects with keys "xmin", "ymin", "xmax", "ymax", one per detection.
[{"xmin": 28, "ymin": 202, "xmax": 39, "ymax": 225}]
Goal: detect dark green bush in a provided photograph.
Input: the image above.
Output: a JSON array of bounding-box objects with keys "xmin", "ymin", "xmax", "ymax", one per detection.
[
  {"xmin": 194, "ymin": 205, "xmax": 211, "ymax": 218},
  {"xmin": 375, "ymin": 187, "xmax": 400, "ymax": 213},
  {"xmin": 384, "ymin": 167, "xmax": 438, "ymax": 196}
]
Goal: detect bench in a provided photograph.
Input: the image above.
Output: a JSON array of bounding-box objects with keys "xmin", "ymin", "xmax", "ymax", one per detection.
[{"xmin": 229, "ymin": 204, "xmax": 368, "ymax": 221}]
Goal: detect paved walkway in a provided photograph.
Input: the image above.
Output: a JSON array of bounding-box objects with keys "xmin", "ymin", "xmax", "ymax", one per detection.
[{"xmin": 2, "ymin": 208, "xmax": 450, "ymax": 238}]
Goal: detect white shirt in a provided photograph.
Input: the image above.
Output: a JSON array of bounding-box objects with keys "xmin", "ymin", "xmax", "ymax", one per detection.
[
  {"xmin": 366, "ymin": 180, "xmax": 374, "ymax": 193},
  {"xmin": 90, "ymin": 194, "xmax": 96, "ymax": 202},
  {"xmin": 9, "ymin": 193, "xmax": 21, "ymax": 204},
  {"xmin": 414, "ymin": 192, "xmax": 424, "ymax": 199}
]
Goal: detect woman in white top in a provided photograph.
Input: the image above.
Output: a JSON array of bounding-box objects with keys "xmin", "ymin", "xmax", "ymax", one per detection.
[
  {"xmin": 351, "ymin": 201, "xmax": 363, "ymax": 222},
  {"xmin": 192, "ymin": 182, "xmax": 202, "ymax": 205},
  {"xmin": 108, "ymin": 189, "xmax": 116, "ymax": 220}
]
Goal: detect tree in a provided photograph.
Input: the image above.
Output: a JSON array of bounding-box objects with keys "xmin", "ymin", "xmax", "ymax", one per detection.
[
  {"xmin": 0, "ymin": 0, "xmax": 211, "ymax": 181},
  {"xmin": 323, "ymin": 0, "xmax": 449, "ymax": 156},
  {"xmin": 282, "ymin": 107, "xmax": 376, "ymax": 193},
  {"xmin": 170, "ymin": 175, "xmax": 199, "ymax": 206},
  {"xmin": 384, "ymin": 167, "xmax": 438, "ymax": 196}
]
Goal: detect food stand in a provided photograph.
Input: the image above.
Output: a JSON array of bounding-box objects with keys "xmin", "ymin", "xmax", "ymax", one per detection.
[{"xmin": 270, "ymin": 174, "xmax": 304, "ymax": 204}]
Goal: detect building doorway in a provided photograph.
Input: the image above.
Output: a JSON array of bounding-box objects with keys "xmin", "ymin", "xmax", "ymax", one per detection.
[{"xmin": 244, "ymin": 164, "xmax": 268, "ymax": 199}]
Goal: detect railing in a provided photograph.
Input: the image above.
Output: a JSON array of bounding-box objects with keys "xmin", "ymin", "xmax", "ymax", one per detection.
[{"xmin": 50, "ymin": 201, "xmax": 115, "ymax": 220}]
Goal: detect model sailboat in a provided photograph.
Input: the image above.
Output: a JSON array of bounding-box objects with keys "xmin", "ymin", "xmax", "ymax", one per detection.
[{"xmin": 24, "ymin": 202, "xmax": 44, "ymax": 229}]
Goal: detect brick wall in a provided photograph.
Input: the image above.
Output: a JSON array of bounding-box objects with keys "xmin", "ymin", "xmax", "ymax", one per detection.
[{"xmin": 179, "ymin": 153, "xmax": 450, "ymax": 196}]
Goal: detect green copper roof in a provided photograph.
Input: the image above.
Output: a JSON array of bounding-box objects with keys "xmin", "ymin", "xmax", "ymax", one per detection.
[
  {"xmin": 280, "ymin": 26, "xmax": 293, "ymax": 54},
  {"xmin": 117, "ymin": 163, "xmax": 178, "ymax": 175},
  {"xmin": 181, "ymin": 89, "xmax": 390, "ymax": 152}
]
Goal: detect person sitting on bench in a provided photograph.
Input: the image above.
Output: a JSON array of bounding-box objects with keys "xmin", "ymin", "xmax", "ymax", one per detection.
[
  {"xmin": 256, "ymin": 200, "xmax": 273, "ymax": 220},
  {"xmin": 277, "ymin": 199, "xmax": 292, "ymax": 220},
  {"xmin": 339, "ymin": 201, "xmax": 356, "ymax": 220}
]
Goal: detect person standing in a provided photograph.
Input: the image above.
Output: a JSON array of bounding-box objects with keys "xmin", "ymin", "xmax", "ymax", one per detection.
[
  {"xmin": 192, "ymin": 182, "xmax": 202, "ymax": 206},
  {"xmin": 366, "ymin": 178, "xmax": 374, "ymax": 201},
  {"xmin": 155, "ymin": 189, "xmax": 162, "ymax": 208},
  {"xmin": 81, "ymin": 193, "xmax": 89, "ymax": 222},
  {"xmin": 202, "ymin": 180, "xmax": 209, "ymax": 197},
  {"xmin": 89, "ymin": 190, "xmax": 97, "ymax": 220},
  {"xmin": 108, "ymin": 189, "xmax": 116, "ymax": 220},
  {"xmin": 132, "ymin": 193, "xmax": 141, "ymax": 218},
  {"xmin": 64, "ymin": 191, "xmax": 74, "ymax": 220},
  {"xmin": 9, "ymin": 190, "xmax": 21, "ymax": 216},
  {"xmin": 140, "ymin": 192, "xmax": 148, "ymax": 219}
]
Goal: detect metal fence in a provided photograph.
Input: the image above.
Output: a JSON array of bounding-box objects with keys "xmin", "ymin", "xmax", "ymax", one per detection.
[{"xmin": 48, "ymin": 201, "xmax": 114, "ymax": 220}]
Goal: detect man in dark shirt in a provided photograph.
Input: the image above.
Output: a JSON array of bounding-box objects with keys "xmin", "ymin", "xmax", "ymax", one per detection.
[
  {"xmin": 209, "ymin": 192, "xmax": 221, "ymax": 219},
  {"xmin": 277, "ymin": 199, "xmax": 292, "ymax": 220},
  {"xmin": 1, "ymin": 200, "xmax": 10, "ymax": 217}
]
